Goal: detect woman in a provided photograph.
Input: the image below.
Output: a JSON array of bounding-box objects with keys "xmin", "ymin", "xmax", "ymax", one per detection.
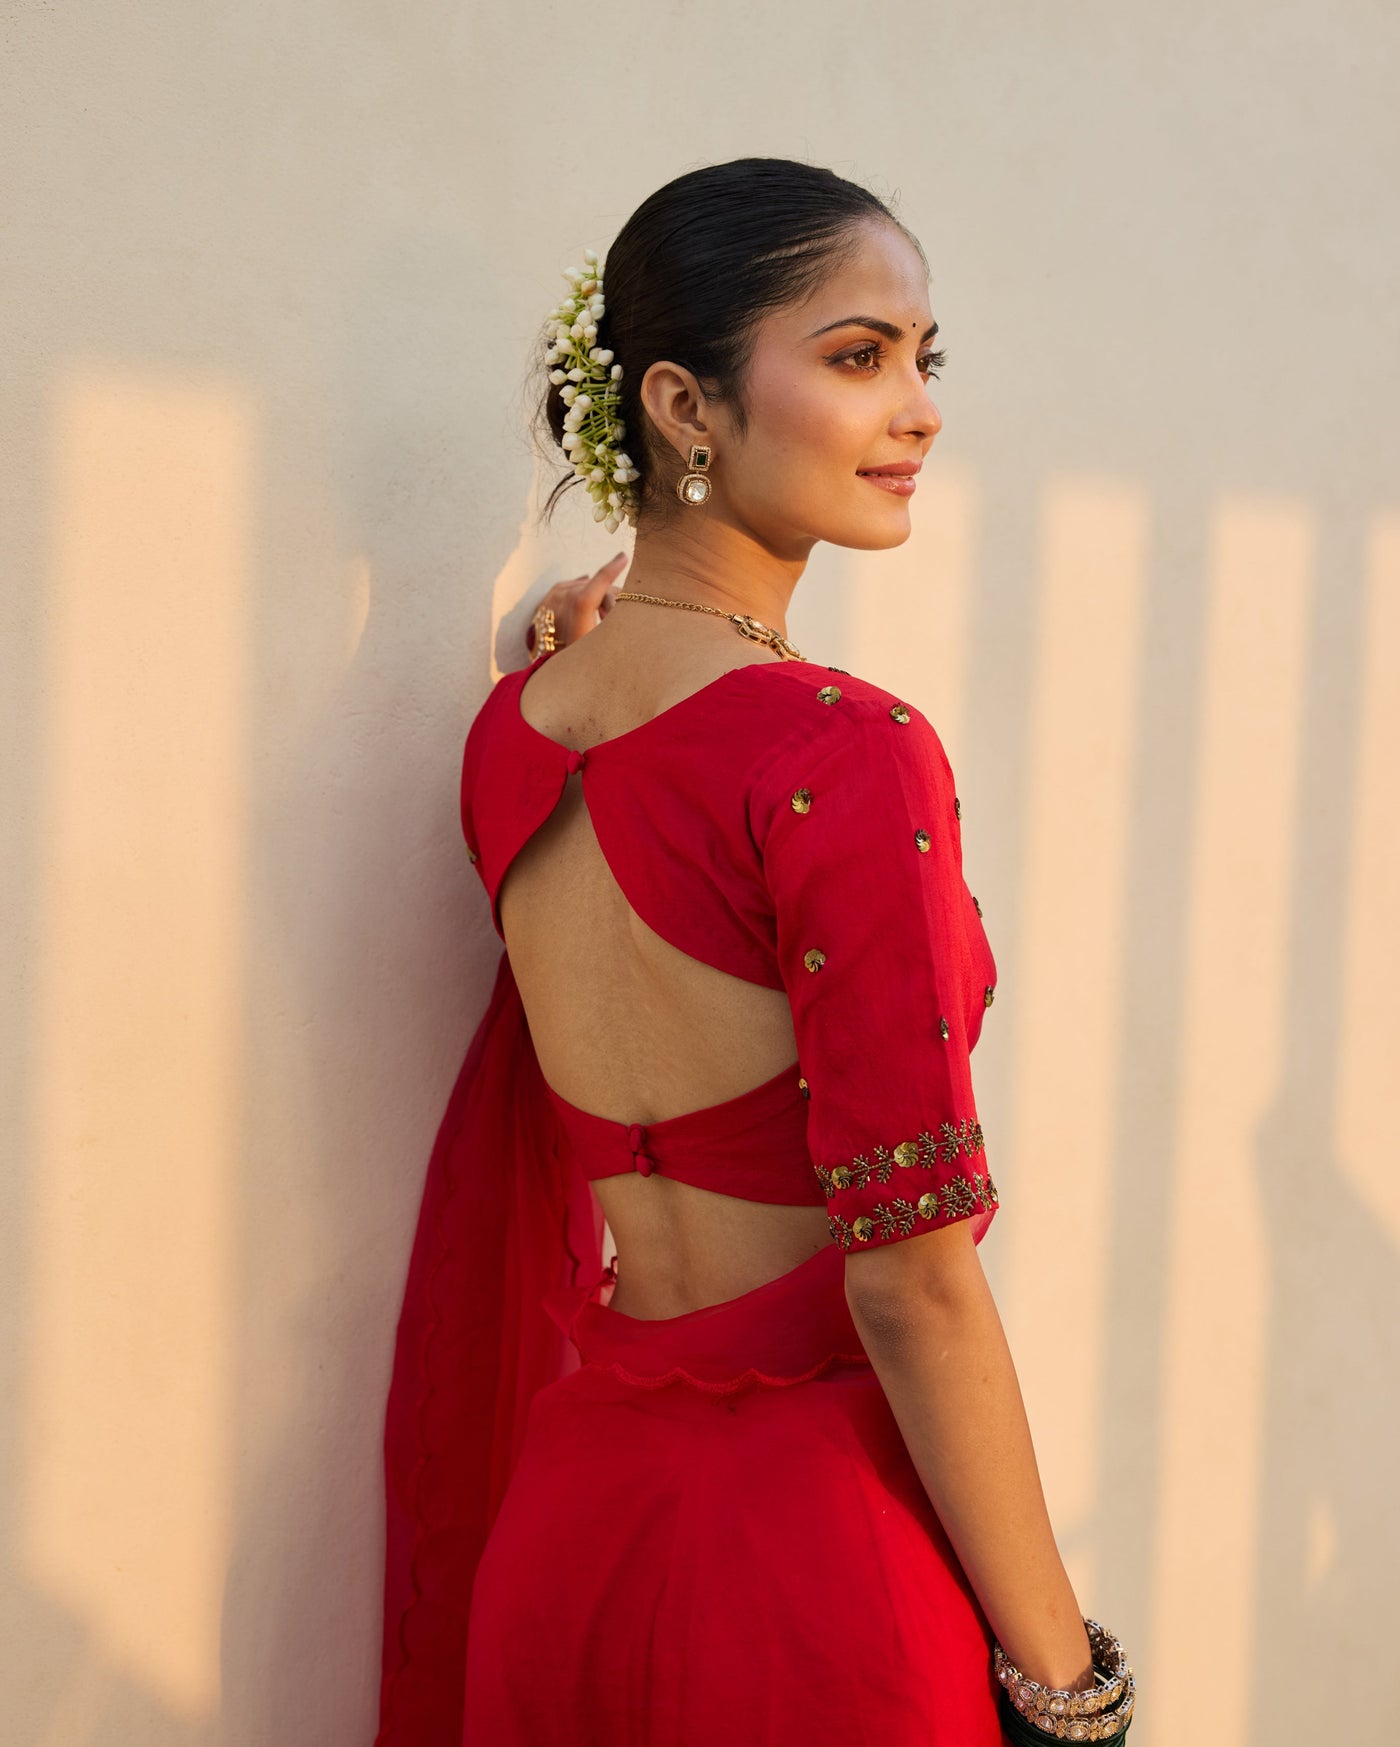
[{"xmin": 372, "ymin": 157, "xmax": 1135, "ymax": 1745}]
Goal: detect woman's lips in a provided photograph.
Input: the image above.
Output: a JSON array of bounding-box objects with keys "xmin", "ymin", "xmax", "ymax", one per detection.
[{"xmin": 858, "ymin": 471, "xmax": 917, "ymax": 496}]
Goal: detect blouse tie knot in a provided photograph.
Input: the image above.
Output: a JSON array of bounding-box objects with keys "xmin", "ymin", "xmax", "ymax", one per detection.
[
  {"xmin": 627, "ymin": 1122, "xmax": 655, "ymax": 1177},
  {"xmin": 565, "ymin": 748, "xmax": 586, "ymax": 775}
]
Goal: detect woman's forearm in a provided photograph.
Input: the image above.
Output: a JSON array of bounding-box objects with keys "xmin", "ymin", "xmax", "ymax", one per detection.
[{"xmin": 847, "ymin": 1265, "xmax": 1094, "ymax": 1693}]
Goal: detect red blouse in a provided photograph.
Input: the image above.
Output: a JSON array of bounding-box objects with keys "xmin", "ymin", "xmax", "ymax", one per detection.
[
  {"xmin": 464, "ymin": 646, "xmax": 1000, "ymax": 1250},
  {"xmin": 373, "ymin": 647, "xmax": 1001, "ymax": 1746}
]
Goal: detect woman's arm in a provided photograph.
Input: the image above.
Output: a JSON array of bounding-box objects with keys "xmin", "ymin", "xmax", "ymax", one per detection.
[{"xmin": 845, "ymin": 1221, "xmax": 1095, "ymax": 1695}]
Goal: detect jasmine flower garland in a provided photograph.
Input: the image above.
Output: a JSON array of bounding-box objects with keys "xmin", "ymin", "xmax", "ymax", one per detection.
[{"xmin": 545, "ymin": 248, "xmax": 640, "ymax": 533}]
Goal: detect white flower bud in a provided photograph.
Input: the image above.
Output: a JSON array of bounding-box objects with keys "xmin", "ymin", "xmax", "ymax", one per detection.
[
  {"xmin": 575, "ymin": 393, "xmax": 591, "ymax": 410},
  {"xmin": 548, "ymin": 369, "xmax": 567, "ymax": 385},
  {"xmin": 610, "ymin": 364, "xmax": 622, "ymax": 379}
]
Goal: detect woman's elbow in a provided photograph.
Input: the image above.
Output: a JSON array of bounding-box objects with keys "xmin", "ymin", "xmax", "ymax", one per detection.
[{"xmin": 842, "ymin": 1217, "xmax": 988, "ymax": 1338}]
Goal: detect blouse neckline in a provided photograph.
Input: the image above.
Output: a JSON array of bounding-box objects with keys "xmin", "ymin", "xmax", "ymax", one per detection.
[{"xmin": 513, "ymin": 644, "xmax": 808, "ymax": 758}]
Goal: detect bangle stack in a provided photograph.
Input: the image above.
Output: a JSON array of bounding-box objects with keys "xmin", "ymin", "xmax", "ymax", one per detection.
[{"xmin": 992, "ymin": 1618, "xmax": 1136, "ymax": 1742}]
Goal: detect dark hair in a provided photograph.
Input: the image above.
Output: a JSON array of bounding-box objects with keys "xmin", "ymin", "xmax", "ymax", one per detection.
[{"xmin": 531, "ymin": 156, "xmax": 923, "ymax": 525}]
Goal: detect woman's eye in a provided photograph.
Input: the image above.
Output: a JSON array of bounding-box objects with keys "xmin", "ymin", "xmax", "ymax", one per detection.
[{"xmin": 840, "ymin": 343, "xmax": 946, "ymax": 380}]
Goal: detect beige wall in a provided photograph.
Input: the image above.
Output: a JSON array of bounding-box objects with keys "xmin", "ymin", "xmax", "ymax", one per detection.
[{"xmin": 5, "ymin": 5, "xmax": 1396, "ymax": 1742}]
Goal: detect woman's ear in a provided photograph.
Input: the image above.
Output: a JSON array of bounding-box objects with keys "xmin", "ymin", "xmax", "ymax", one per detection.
[{"xmin": 638, "ymin": 359, "xmax": 712, "ymax": 467}]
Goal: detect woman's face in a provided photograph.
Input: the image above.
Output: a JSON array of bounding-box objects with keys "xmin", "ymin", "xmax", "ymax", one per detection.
[{"xmin": 709, "ymin": 220, "xmax": 942, "ymax": 554}]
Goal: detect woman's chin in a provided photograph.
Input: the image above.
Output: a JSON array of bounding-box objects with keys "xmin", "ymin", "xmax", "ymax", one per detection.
[{"xmin": 824, "ymin": 506, "xmax": 914, "ymax": 551}]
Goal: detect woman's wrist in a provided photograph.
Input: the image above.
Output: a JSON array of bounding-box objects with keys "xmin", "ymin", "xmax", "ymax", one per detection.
[
  {"xmin": 993, "ymin": 1617, "xmax": 1136, "ymax": 1739},
  {"xmin": 993, "ymin": 1596, "xmax": 1094, "ymax": 1692}
]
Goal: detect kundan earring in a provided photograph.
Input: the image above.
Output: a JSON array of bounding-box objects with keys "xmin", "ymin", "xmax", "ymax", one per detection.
[{"xmin": 676, "ymin": 443, "xmax": 713, "ymax": 506}]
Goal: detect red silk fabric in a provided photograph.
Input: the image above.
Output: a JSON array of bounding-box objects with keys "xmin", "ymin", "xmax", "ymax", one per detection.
[
  {"xmin": 373, "ymin": 948, "xmax": 604, "ymax": 1745},
  {"xmin": 373, "ymin": 650, "xmax": 1007, "ymax": 1743}
]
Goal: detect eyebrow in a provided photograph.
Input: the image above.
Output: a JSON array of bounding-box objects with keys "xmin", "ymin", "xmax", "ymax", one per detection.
[{"xmin": 805, "ymin": 315, "xmax": 940, "ymax": 343}]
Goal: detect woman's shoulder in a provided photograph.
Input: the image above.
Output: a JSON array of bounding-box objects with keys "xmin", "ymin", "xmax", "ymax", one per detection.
[{"xmin": 739, "ymin": 656, "xmax": 957, "ymax": 787}]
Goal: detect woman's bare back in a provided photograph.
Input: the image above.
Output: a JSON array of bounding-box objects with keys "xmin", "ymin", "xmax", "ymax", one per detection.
[{"xmin": 497, "ymin": 618, "xmax": 831, "ymax": 1319}]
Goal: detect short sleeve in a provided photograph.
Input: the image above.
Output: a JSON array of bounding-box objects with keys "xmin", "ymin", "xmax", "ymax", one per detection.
[{"xmin": 755, "ymin": 691, "xmax": 999, "ymax": 1252}]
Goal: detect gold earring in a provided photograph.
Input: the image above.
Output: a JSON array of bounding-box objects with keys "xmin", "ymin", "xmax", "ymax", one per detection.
[{"xmin": 676, "ymin": 443, "xmax": 713, "ymax": 506}]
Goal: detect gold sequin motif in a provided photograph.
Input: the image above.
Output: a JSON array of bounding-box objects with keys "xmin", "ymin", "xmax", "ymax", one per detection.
[
  {"xmin": 798, "ymin": 1075, "xmax": 810, "ymax": 1099},
  {"xmin": 889, "ymin": 703, "xmax": 911, "ymax": 724},
  {"xmin": 825, "ymin": 1161, "xmax": 998, "ymax": 1250},
  {"xmin": 954, "ymin": 796, "xmax": 961, "ymax": 820},
  {"xmin": 972, "ymin": 893, "xmax": 982, "ymax": 917},
  {"xmin": 816, "ymin": 684, "xmax": 842, "ymax": 705},
  {"xmin": 939, "ymin": 1015, "xmax": 950, "ymax": 1039},
  {"xmin": 804, "ymin": 947, "xmax": 827, "ymax": 972},
  {"xmin": 914, "ymin": 829, "xmax": 931, "ymax": 852},
  {"xmin": 984, "ymin": 985, "xmax": 995, "ymax": 1007},
  {"xmin": 791, "ymin": 787, "xmax": 813, "ymax": 813},
  {"xmin": 813, "ymin": 1119, "xmax": 987, "ymax": 1198}
]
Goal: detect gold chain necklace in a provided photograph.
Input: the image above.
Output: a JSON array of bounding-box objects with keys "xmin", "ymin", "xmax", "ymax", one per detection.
[{"xmin": 614, "ymin": 585, "xmax": 804, "ymax": 661}]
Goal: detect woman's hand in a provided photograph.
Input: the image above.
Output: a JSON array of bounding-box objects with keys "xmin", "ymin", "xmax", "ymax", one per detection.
[{"xmin": 526, "ymin": 552, "xmax": 629, "ymax": 653}]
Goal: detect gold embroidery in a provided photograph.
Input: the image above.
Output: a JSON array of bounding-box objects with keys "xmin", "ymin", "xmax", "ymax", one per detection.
[
  {"xmin": 791, "ymin": 787, "xmax": 813, "ymax": 813},
  {"xmin": 798, "ymin": 1075, "xmax": 810, "ymax": 1099},
  {"xmin": 972, "ymin": 893, "xmax": 983, "ymax": 917},
  {"xmin": 914, "ymin": 828, "xmax": 931, "ymax": 852},
  {"xmin": 984, "ymin": 984, "xmax": 995, "ymax": 1007},
  {"xmin": 889, "ymin": 703, "xmax": 911, "ymax": 724},
  {"xmin": 813, "ymin": 1119, "xmax": 986, "ymax": 1197},
  {"xmin": 825, "ymin": 1162, "xmax": 1000, "ymax": 1250},
  {"xmin": 816, "ymin": 684, "xmax": 842, "ymax": 705},
  {"xmin": 939, "ymin": 1015, "xmax": 950, "ymax": 1039},
  {"xmin": 803, "ymin": 947, "xmax": 827, "ymax": 972},
  {"xmin": 954, "ymin": 795, "xmax": 961, "ymax": 820}
]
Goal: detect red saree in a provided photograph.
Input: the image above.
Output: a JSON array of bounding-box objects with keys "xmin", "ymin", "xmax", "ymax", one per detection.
[{"xmin": 372, "ymin": 651, "xmax": 1004, "ymax": 1745}]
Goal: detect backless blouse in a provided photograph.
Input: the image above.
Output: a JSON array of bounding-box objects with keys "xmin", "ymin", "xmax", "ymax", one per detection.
[{"xmin": 373, "ymin": 646, "xmax": 1000, "ymax": 1745}]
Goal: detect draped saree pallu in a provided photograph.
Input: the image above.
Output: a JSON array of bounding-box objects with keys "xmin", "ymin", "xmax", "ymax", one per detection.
[{"xmin": 373, "ymin": 649, "xmax": 1007, "ymax": 1746}]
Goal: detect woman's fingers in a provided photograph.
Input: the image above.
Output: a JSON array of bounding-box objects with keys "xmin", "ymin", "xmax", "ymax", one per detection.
[
  {"xmin": 590, "ymin": 552, "xmax": 629, "ymax": 620},
  {"xmin": 532, "ymin": 553, "xmax": 629, "ymax": 646}
]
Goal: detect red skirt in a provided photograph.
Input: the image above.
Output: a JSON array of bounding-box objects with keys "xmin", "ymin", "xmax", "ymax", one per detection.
[{"xmin": 462, "ymin": 1241, "xmax": 1004, "ymax": 1745}]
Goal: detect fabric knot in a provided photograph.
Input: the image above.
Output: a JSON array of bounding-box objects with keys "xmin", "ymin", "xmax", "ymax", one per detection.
[
  {"xmin": 565, "ymin": 747, "xmax": 586, "ymax": 775},
  {"xmin": 627, "ymin": 1122, "xmax": 655, "ymax": 1177}
]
